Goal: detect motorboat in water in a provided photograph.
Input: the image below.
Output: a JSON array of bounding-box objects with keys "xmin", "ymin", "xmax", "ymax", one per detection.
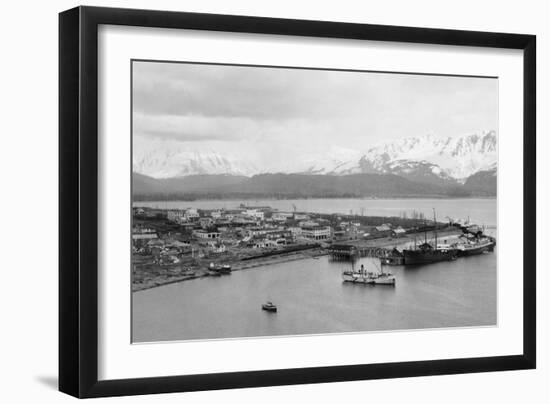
[{"xmin": 262, "ymin": 302, "xmax": 277, "ymax": 312}]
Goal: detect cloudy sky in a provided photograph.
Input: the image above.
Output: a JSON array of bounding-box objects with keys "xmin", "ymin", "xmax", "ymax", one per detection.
[{"xmin": 132, "ymin": 60, "xmax": 498, "ymax": 172}]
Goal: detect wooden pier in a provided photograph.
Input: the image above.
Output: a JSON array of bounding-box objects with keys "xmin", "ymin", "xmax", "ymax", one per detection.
[{"xmin": 328, "ymin": 244, "xmax": 398, "ymax": 260}]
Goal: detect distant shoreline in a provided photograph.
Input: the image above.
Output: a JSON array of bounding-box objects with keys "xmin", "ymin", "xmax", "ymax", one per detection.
[{"xmin": 133, "ymin": 195, "xmax": 497, "ymax": 204}]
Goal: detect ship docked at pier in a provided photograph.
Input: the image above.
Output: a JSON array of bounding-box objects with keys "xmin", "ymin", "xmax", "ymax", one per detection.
[
  {"xmin": 402, "ymin": 242, "xmax": 458, "ymax": 265},
  {"xmin": 455, "ymin": 235, "xmax": 495, "ymax": 256},
  {"xmin": 402, "ymin": 208, "xmax": 458, "ymax": 265}
]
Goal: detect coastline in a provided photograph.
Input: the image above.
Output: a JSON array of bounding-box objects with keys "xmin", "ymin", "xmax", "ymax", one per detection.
[
  {"xmin": 132, "ymin": 228, "xmax": 463, "ymax": 292},
  {"xmin": 132, "ymin": 249, "xmax": 327, "ymax": 292},
  {"xmin": 134, "ymin": 196, "xmax": 497, "ymax": 204}
]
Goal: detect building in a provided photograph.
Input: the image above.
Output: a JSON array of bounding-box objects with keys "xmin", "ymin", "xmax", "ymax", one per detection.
[
  {"xmin": 265, "ymin": 229, "xmax": 292, "ymax": 240},
  {"xmin": 246, "ymin": 227, "xmax": 268, "ymax": 237},
  {"xmin": 374, "ymin": 224, "xmax": 392, "ymax": 237},
  {"xmin": 298, "ymin": 220, "xmax": 319, "ymax": 228},
  {"xmin": 199, "ymin": 217, "xmax": 214, "ymax": 229},
  {"xmin": 207, "ymin": 242, "xmax": 226, "ymax": 253},
  {"xmin": 272, "ymin": 212, "xmax": 293, "ymax": 222},
  {"xmin": 245, "ymin": 209, "xmax": 265, "ymax": 220},
  {"xmin": 252, "ymin": 239, "xmax": 279, "ymax": 249},
  {"xmin": 133, "ymin": 207, "xmax": 145, "ymax": 216},
  {"xmin": 375, "ymin": 224, "xmax": 392, "ymax": 232},
  {"xmin": 287, "ymin": 227, "xmax": 303, "ymax": 237},
  {"xmin": 167, "ymin": 210, "xmax": 186, "ymax": 223},
  {"xmin": 184, "ymin": 208, "xmax": 200, "ymax": 221},
  {"xmin": 392, "ymin": 226, "xmax": 407, "ymax": 237},
  {"xmin": 302, "ymin": 226, "xmax": 332, "ymax": 241},
  {"xmin": 210, "ymin": 210, "xmax": 222, "ymax": 219},
  {"xmin": 132, "ymin": 232, "xmax": 158, "ymax": 248},
  {"xmin": 193, "ymin": 229, "xmax": 221, "ymax": 239}
]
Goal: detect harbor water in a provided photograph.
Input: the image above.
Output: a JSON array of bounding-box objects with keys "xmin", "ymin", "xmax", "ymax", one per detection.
[
  {"xmin": 132, "ymin": 197, "xmax": 497, "ymax": 343},
  {"xmin": 133, "ymin": 247, "xmax": 497, "ymax": 343}
]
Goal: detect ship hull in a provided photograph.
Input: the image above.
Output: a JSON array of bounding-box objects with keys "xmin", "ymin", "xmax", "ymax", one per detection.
[
  {"xmin": 403, "ymin": 249, "xmax": 458, "ymax": 265},
  {"xmin": 456, "ymin": 241, "xmax": 495, "ymax": 257},
  {"xmin": 342, "ymin": 272, "xmax": 395, "ymax": 285}
]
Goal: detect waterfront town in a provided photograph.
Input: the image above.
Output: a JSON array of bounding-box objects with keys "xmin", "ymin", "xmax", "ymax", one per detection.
[{"xmin": 132, "ymin": 204, "xmax": 492, "ymax": 291}]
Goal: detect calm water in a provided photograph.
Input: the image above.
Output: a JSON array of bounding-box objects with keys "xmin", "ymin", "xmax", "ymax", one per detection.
[
  {"xmin": 132, "ymin": 198, "xmax": 497, "ymax": 342},
  {"xmin": 134, "ymin": 197, "xmax": 497, "ymax": 227},
  {"xmin": 133, "ymin": 250, "xmax": 496, "ymax": 342}
]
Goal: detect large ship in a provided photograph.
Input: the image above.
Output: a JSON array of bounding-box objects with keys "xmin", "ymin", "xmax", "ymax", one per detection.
[
  {"xmin": 342, "ymin": 258, "xmax": 396, "ymax": 285},
  {"xmin": 455, "ymin": 235, "xmax": 495, "ymax": 256},
  {"xmin": 402, "ymin": 209, "xmax": 458, "ymax": 266},
  {"xmin": 402, "ymin": 242, "xmax": 457, "ymax": 265}
]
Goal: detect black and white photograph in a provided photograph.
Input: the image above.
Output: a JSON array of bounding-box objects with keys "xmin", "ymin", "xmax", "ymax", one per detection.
[{"xmin": 131, "ymin": 60, "xmax": 498, "ymax": 343}]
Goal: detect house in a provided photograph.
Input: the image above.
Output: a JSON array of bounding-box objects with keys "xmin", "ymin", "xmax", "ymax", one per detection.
[
  {"xmin": 375, "ymin": 224, "xmax": 392, "ymax": 232},
  {"xmin": 374, "ymin": 224, "xmax": 392, "ymax": 238},
  {"xmin": 392, "ymin": 227, "xmax": 407, "ymax": 237}
]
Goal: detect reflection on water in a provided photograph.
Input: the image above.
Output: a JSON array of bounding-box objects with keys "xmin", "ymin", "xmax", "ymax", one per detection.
[{"xmin": 132, "ymin": 249, "xmax": 496, "ymax": 343}]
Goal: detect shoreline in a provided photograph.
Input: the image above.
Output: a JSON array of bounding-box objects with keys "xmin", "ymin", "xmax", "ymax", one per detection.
[
  {"xmin": 132, "ymin": 228, "xmax": 464, "ymax": 292},
  {"xmin": 133, "ymin": 250, "xmax": 327, "ymax": 292},
  {"xmin": 134, "ymin": 196, "xmax": 497, "ymax": 204}
]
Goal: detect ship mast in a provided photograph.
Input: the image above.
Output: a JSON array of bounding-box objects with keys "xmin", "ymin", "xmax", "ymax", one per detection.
[{"xmin": 433, "ymin": 208, "xmax": 437, "ymax": 249}]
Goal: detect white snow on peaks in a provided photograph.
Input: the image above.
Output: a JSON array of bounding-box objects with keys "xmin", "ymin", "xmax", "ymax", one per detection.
[{"xmin": 133, "ymin": 131, "xmax": 496, "ymax": 181}]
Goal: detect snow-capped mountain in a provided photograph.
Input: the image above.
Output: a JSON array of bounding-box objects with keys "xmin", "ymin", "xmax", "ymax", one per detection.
[
  {"xmin": 358, "ymin": 131, "xmax": 497, "ymax": 182},
  {"xmin": 133, "ymin": 141, "xmax": 258, "ymax": 178},
  {"xmin": 133, "ymin": 131, "xmax": 496, "ymax": 184}
]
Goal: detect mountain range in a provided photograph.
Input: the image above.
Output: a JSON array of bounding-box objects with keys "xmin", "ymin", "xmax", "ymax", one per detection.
[{"xmin": 133, "ymin": 131, "xmax": 497, "ymax": 199}]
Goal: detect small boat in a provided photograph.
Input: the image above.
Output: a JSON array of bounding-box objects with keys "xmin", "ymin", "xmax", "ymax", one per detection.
[
  {"xmin": 208, "ymin": 263, "xmax": 232, "ymax": 274},
  {"xmin": 262, "ymin": 302, "xmax": 277, "ymax": 312}
]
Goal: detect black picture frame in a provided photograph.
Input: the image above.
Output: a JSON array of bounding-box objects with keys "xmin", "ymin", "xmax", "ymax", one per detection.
[{"xmin": 59, "ymin": 5, "xmax": 536, "ymax": 398}]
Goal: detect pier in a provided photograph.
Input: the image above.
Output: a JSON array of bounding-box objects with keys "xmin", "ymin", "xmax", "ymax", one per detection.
[{"xmin": 329, "ymin": 244, "xmax": 395, "ymax": 260}]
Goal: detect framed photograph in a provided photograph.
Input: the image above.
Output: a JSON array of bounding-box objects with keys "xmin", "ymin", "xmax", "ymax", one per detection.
[{"xmin": 59, "ymin": 6, "xmax": 536, "ymax": 398}]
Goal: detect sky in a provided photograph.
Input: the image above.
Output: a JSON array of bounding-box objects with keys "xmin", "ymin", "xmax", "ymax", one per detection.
[{"xmin": 132, "ymin": 60, "xmax": 498, "ymax": 171}]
